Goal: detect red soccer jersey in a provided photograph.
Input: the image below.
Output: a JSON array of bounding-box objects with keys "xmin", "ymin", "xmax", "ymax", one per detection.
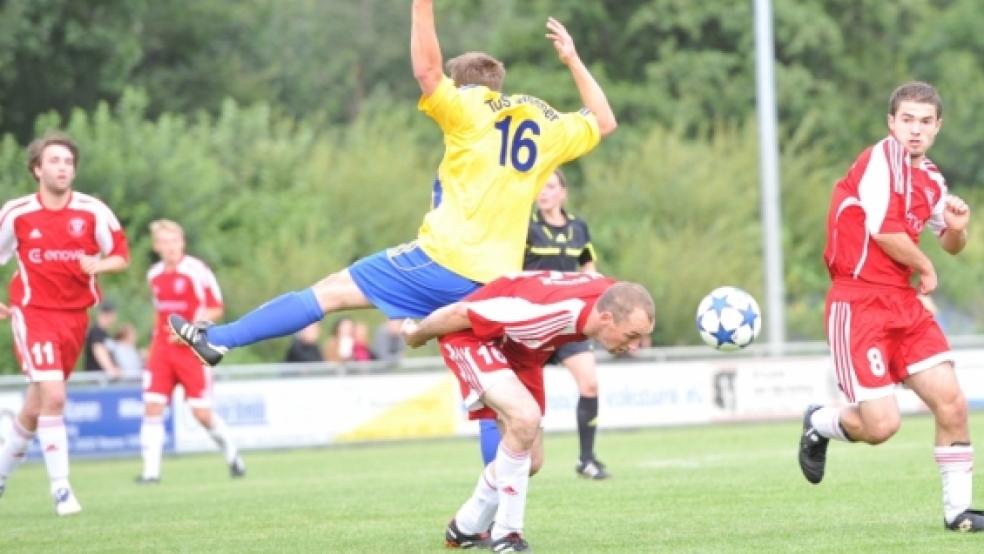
[
  {"xmin": 147, "ymin": 256, "xmax": 223, "ymax": 345},
  {"xmin": 458, "ymin": 271, "xmax": 615, "ymax": 369},
  {"xmin": 824, "ymin": 136, "xmax": 948, "ymax": 288},
  {"xmin": 0, "ymin": 192, "xmax": 129, "ymax": 310}
]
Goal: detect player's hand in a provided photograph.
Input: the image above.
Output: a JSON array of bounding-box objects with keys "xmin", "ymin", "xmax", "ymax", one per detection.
[
  {"xmin": 79, "ymin": 255, "xmax": 102, "ymax": 275},
  {"xmin": 546, "ymin": 17, "xmax": 578, "ymax": 66},
  {"xmin": 943, "ymin": 194, "xmax": 970, "ymax": 231},
  {"xmin": 0, "ymin": 302, "xmax": 9, "ymax": 320},
  {"xmin": 917, "ymin": 266, "xmax": 938, "ymax": 295},
  {"xmin": 399, "ymin": 318, "xmax": 427, "ymax": 348}
]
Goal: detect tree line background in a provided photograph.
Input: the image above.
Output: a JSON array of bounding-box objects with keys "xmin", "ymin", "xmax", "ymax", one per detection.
[{"xmin": 2, "ymin": 0, "xmax": 984, "ymax": 369}]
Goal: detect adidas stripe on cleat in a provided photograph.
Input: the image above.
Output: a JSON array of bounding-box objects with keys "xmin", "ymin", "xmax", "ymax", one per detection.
[
  {"xmin": 491, "ymin": 532, "xmax": 530, "ymax": 552},
  {"xmin": 576, "ymin": 458, "xmax": 611, "ymax": 480},
  {"xmin": 445, "ymin": 519, "xmax": 491, "ymax": 549},
  {"xmin": 168, "ymin": 315, "xmax": 227, "ymax": 366}
]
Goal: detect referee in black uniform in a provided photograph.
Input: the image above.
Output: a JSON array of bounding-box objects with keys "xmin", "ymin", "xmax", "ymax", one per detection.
[{"xmin": 477, "ymin": 168, "xmax": 611, "ymax": 480}]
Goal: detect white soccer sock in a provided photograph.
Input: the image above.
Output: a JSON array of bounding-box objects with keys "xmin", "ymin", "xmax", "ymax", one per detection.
[
  {"xmin": 0, "ymin": 419, "xmax": 35, "ymax": 484},
  {"xmin": 37, "ymin": 416, "xmax": 69, "ymax": 491},
  {"xmin": 455, "ymin": 464, "xmax": 499, "ymax": 535},
  {"xmin": 810, "ymin": 405, "xmax": 851, "ymax": 441},
  {"xmin": 206, "ymin": 415, "xmax": 238, "ymax": 464},
  {"xmin": 140, "ymin": 416, "xmax": 165, "ymax": 479},
  {"xmin": 935, "ymin": 445, "xmax": 974, "ymax": 524},
  {"xmin": 491, "ymin": 443, "xmax": 531, "ymax": 540}
]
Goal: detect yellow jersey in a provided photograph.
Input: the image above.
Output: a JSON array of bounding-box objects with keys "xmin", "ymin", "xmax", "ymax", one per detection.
[{"xmin": 416, "ymin": 76, "xmax": 601, "ymax": 284}]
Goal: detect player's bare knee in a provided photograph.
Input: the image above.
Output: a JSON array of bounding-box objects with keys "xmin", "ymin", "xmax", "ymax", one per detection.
[
  {"xmin": 865, "ymin": 418, "xmax": 901, "ymax": 445},
  {"xmin": 144, "ymin": 403, "xmax": 166, "ymax": 417},
  {"xmin": 509, "ymin": 410, "xmax": 541, "ymax": 447},
  {"xmin": 577, "ymin": 377, "xmax": 598, "ymax": 397},
  {"xmin": 191, "ymin": 408, "xmax": 213, "ymax": 427},
  {"xmin": 40, "ymin": 391, "xmax": 66, "ymax": 414},
  {"xmin": 934, "ymin": 392, "xmax": 968, "ymax": 430}
]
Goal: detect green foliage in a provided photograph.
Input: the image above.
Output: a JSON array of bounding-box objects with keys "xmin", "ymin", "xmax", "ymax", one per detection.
[{"xmin": 4, "ymin": 1, "xmax": 984, "ymax": 369}]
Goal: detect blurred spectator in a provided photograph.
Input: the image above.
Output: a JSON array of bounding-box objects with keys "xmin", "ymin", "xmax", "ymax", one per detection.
[
  {"xmin": 373, "ymin": 320, "xmax": 406, "ymax": 363},
  {"xmin": 107, "ymin": 323, "xmax": 144, "ymax": 380},
  {"xmin": 284, "ymin": 323, "xmax": 324, "ymax": 363},
  {"xmin": 323, "ymin": 317, "xmax": 355, "ymax": 362},
  {"xmin": 352, "ymin": 322, "xmax": 374, "ymax": 361},
  {"xmin": 84, "ymin": 300, "xmax": 122, "ymax": 380}
]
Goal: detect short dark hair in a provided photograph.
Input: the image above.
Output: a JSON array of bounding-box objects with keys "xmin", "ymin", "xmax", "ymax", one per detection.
[
  {"xmin": 446, "ymin": 52, "xmax": 506, "ymax": 91},
  {"xmin": 889, "ymin": 81, "xmax": 942, "ymax": 118},
  {"xmin": 27, "ymin": 132, "xmax": 79, "ymax": 182},
  {"xmin": 597, "ymin": 282, "xmax": 655, "ymax": 325}
]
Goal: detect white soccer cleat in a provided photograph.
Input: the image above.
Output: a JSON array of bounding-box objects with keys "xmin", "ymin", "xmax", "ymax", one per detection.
[{"xmin": 53, "ymin": 487, "xmax": 82, "ymax": 516}]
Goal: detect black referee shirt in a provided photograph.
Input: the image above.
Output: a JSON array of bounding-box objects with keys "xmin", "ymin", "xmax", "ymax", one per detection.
[{"xmin": 523, "ymin": 209, "xmax": 596, "ymax": 272}]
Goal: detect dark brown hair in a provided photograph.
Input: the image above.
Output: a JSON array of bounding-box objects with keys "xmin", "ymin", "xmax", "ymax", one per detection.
[
  {"xmin": 27, "ymin": 132, "xmax": 79, "ymax": 182},
  {"xmin": 889, "ymin": 81, "xmax": 942, "ymax": 118}
]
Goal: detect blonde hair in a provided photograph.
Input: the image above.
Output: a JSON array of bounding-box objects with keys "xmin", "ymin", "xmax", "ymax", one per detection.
[
  {"xmin": 446, "ymin": 52, "xmax": 506, "ymax": 91},
  {"xmin": 597, "ymin": 282, "xmax": 655, "ymax": 325},
  {"xmin": 149, "ymin": 219, "xmax": 185, "ymax": 239}
]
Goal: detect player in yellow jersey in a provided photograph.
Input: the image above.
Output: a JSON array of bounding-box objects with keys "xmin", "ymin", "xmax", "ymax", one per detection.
[{"xmin": 168, "ymin": 0, "xmax": 617, "ymax": 368}]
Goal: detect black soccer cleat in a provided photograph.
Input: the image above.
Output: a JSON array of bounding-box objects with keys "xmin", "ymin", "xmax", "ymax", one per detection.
[
  {"xmin": 445, "ymin": 519, "xmax": 491, "ymax": 549},
  {"xmin": 168, "ymin": 315, "xmax": 227, "ymax": 366},
  {"xmin": 134, "ymin": 476, "xmax": 161, "ymax": 485},
  {"xmin": 229, "ymin": 455, "xmax": 246, "ymax": 478},
  {"xmin": 491, "ymin": 532, "xmax": 530, "ymax": 552},
  {"xmin": 946, "ymin": 509, "xmax": 984, "ymax": 532},
  {"xmin": 798, "ymin": 404, "xmax": 829, "ymax": 484},
  {"xmin": 576, "ymin": 458, "xmax": 611, "ymax": 480}
]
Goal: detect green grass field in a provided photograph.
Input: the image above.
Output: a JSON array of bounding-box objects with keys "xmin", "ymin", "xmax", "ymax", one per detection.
[{"xmin": 3, "ymin": 413, "xmax": 984, "ymax": 553}]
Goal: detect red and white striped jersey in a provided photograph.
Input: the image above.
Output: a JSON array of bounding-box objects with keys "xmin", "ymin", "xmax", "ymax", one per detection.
[
  {"xmin": 459, "ymin": 271, "xmax": 615, "ymax": 368},
  {"xmin": 147, "ymin": 255, "xmax": 223, "ymax": 345},
  {"xmin": 0, "ymin": 192, "xmax": 129, "ymax": 310},
  {"xmin": 824, "ymin": 136, "xmax": 947, "ymax": 288}
]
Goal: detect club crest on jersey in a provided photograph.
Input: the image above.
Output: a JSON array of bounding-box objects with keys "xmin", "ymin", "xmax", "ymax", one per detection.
[
  {"xmin": 67, "ymin": 217, "xmax": 87, "ymax": 237},
  {"xmin": 173, "ymin": 278, "xmax": 187, "ymax": 294}
]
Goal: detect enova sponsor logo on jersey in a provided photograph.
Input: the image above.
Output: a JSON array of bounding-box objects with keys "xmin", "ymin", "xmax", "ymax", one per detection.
[{"xmin": 27, "ymin": 248, "xmax": 86, "ymax": 264}]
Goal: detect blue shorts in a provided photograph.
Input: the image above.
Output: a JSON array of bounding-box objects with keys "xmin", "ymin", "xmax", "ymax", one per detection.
[{"xmin": 348, "ymin": 241, "xmax": 481, "ymax": 319}]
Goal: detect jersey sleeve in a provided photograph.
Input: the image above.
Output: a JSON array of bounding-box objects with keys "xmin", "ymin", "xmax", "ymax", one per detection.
[
  {"xmin": 577, "ymin": 220, "xmax": 596, "ymax": 266},
  {"xmin": 93, "ymin": 201, "xmax": 130, "ymax": 260},
  {"xmin": 200, "ymin": 265, "xmax": 224, "ymax": 308},
  {"xmin": 857, "ymin": 141, "xmax": 907, "ymax": 235},
  {"xmin": 927, "ymin": 194, "xmax": 948, "ymax": 237},
  {"xmin": 418, "ymin": 76, "xmax": 472, "ymax": 136},
  {"xmin": 547, "ymin": 109, "xmax": 601, "ymax": 165},
  {"xmin": 0, "ymin": 201, "xmax": 16, "ymax": 265}
]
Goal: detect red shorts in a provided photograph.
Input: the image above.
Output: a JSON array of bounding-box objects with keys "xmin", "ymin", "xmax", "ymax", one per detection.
[
  {"xmin": 826, "ymin": 283, "xmax": 951, "ymax": 402},
  {"xmin": 439, "ymin": 333, "xmax": 545, "ymax": 421},
  {"xmin": 145, "ymin": 340, "xmax": 212, "ymax": 406},
  {"xmin": 9, "ymin": 306, "xmax": 88, "ymax": 382}
]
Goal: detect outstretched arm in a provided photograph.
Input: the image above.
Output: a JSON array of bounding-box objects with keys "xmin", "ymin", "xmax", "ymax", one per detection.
[
  {"xmin": 547, "ymin": 17, "xmax": 617, "ymax": 137},
  {"xmin": 400, "ymin": 301, "xmax": 472, "ymax": 348},
  {"xmin": 411, "ymin": 0, "xmax": 444, "ymax": 96}
]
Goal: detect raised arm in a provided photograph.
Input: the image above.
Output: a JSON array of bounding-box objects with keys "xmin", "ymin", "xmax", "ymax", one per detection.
[
  {"xmin": 411, "ymin": 0, "xmax": 444, "ymax": 96},
  {"xmin": 400, "ymin": 301, "xmax": 473, "ymax": 348},
  {"xmin": 546, "ymin": 17, "xmax": 617, "ymax": 137},
  {"xmin": 939, "ymin": 194, "xmax": 970, "ymax": 255}
]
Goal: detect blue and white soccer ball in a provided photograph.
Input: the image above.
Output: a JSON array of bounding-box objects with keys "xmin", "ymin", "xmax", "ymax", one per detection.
[{"xmin": 695, "ymin": 286, "xmax": 762, "ymax": 351}]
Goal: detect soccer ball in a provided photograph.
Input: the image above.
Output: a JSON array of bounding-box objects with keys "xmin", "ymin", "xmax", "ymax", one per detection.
[{"xmin": 695, "ymin": 286, "xmax": 762, "ymax": 351}]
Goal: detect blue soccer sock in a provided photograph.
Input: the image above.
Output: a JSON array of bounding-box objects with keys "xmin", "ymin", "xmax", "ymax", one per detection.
[
  {"xmin": 479, "ymin": 419, "xmax": 501, "ymax": 465},
  {"xmin": 207, "ymin": 289, "xmax": 324, "ymax": 348}
]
